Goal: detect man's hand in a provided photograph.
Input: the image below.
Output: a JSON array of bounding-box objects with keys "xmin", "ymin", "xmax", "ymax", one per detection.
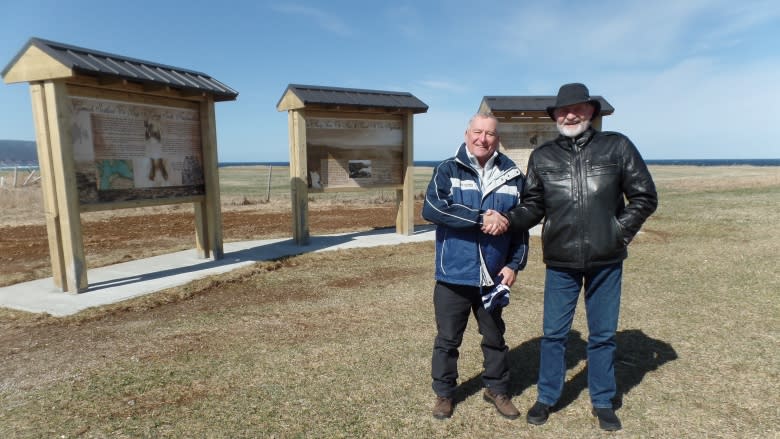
[
  {"xmin": 481, "ymin": 209, "xmax": 508, "ymax": 236},
  {"xmin": 498, "ymin": 266, "xmax": 516, "ymax": 287}
]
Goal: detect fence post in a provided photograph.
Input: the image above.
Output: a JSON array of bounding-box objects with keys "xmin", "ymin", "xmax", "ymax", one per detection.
[
  {"xmin": 13, "ymin": 166, "xmax": 18, "ymax": 187},
  {"xmin": 23, "ymin": 168, "xmax": 37, "ymax": 186},
  {"xmin": 265, "ymin": 165, "xmax": 273, "ymax": 202}
]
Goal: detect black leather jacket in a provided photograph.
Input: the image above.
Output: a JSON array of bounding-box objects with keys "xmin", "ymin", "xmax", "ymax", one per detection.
[{"xmin": 506, "ymin": 127, "xmax": 657, "ymax": 269}]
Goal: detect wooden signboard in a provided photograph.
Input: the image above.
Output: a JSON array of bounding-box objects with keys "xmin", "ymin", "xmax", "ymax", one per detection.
[
  {"xmin": 2, "ymin": 38, "xmax": 237, "ymax": 293},
  {"xmin": 277, "ymin": 84, "xmax": 427, "ymax": 245}
]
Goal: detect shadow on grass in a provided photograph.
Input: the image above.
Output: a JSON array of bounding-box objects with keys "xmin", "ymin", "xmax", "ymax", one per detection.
[{"xmin": 455, "ymin": 329, "xmax": 678, "ymax": 411}]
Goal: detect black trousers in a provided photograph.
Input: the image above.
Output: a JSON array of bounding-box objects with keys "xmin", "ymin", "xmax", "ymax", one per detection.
[{"xmin": 431, "ymin": 281, "xmax": 510, "ymax": 397}]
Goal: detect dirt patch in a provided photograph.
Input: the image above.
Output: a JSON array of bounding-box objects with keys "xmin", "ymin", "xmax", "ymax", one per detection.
[{"xmin": 0, "ymin": 202, "xmax": 428, "ymax": 287}]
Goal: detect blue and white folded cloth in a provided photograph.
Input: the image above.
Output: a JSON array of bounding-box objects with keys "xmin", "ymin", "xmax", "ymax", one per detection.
[{"xmin": 482, "ymin": 278, "xmax": 510, "ymax": 312}]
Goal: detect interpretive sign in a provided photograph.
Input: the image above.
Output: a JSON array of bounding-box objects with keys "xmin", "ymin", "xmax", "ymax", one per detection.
[
  {"xmin": 2, "ymin": 37, "xmax": 237, "ymax": 292},
  {"xmin": 277, "ymin": 84, "xmax": 426, "ymax": 244},
  {"xmin": 70, "ymin": 97, "xmax": 205, "ymax": 203}
]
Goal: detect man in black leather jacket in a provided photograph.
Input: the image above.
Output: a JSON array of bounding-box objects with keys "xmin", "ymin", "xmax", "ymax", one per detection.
[{"xmin": 486, "ymin": 83, "xmax": 657, "ymax": 431}]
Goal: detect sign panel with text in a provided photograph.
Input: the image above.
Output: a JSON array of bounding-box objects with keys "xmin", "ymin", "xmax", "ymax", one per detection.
[
  {"xmin": 70, "ymin": 96, "xmax": 204, "ymax": 204},
  {"xmin": 305, "ymin": 117, "xmax": 403, "ymax": 190}
]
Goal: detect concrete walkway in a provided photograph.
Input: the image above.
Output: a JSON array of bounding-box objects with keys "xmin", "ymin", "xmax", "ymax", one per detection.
[
  {"xmin": 0, "ymin": 226, "xmax": 438, "ymax": 316},
  {"xmin": 0, "ymin": 224, "xmax": 540, "ymax": 317}
]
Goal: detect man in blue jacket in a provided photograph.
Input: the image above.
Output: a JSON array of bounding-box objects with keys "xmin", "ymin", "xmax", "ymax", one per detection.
[{"xmin": 423, "ymin": 112, "xmax": 529, "ymax": 420}]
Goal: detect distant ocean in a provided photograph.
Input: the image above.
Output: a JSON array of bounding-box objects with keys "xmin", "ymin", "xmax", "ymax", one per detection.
[{"xmin": 220, "ymin": 159, "xmax": 780, "ymax": 168}]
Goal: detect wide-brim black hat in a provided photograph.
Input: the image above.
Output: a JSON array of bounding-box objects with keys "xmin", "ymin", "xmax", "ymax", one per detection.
[{"xmin": 546, "ymin": 83, "xmax": 601, "ymax": 120}]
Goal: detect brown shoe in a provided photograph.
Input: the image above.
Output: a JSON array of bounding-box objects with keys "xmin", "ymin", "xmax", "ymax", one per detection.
[
  {"xmin": 432, "ymin": 396, "xmax": 453, "ymax": 419},
  {"xmin": 483, "ymin": 389, "xmax": 520, "ymax": 419}
]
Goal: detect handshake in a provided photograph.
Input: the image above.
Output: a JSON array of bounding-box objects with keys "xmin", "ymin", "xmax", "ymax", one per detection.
[{"xmin": 481, "ymin": 209, "xmax": 510, "ymax": 236}]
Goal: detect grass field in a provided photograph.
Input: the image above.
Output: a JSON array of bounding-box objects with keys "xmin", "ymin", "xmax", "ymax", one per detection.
[{"xmin": 0, "ymin": 165, "xmax": 778, "ymax": 438}]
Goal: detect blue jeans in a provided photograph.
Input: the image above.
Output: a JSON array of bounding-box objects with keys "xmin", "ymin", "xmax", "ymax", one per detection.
[{"xmin": 537, "ymin": 263, "xmax": 622, "ymax": 408}]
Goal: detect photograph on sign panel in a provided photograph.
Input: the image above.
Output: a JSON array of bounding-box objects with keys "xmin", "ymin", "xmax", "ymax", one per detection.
[{"xmin": 348, "ymin": 160, "xmax": 372, "ymax": 179}]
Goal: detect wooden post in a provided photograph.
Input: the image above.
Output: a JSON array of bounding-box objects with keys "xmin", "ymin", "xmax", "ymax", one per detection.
[
  {"xmin": 396, "ymin": 112, "xmax": 415, "ymax": 235},
  {"xmin": 288, "ymin": 110, "xmax": 309, "ymax": 245},
  {"xmin": 265, "ymin": 165, "xmax": 273, "ymax": 202},
  {"xmin": 44, "ymin": 80, "xmax": 87, "ymax": 292},
  {"xmin": 592, "ymin": 115, "xmax": 603, "ymax": 131},
  {"xmin": 196, "ymin": 96, "xmax": 223, "ymax": 260},
  {"xmin": 193, "ymin": 201, "xmax": 209, "ymax": 259},
  {"xmin": 29, "ymin": 82, "xmax": 66, "ymax": 288}
]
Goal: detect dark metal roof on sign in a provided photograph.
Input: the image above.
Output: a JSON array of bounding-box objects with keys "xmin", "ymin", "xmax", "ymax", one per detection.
[
  {"xmin": 483, "ymin": 96, "xmax": 614, "ymax": 115},
  {"xmin": 4, "ymin": 37, "xmax": 238, "ymax": 101},
  {"xmin": 279, "ymin": 84, "xmax": 428, "ymax": 113}
]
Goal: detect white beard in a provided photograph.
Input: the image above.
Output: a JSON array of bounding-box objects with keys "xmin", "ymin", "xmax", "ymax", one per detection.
[{"xmin": 557, "ymin": 119, "xmax": 590, "ymax": 137}]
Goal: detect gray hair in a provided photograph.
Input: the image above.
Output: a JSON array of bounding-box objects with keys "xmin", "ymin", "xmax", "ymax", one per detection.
[{"xmin": 467, "ymin": 111, "xmax": 499, "ymax": 130}]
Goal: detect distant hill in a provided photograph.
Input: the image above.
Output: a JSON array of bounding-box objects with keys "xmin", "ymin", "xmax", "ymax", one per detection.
[{"xmin": 0, "ymin": 140, "xmax": 37, "ymax": 166}]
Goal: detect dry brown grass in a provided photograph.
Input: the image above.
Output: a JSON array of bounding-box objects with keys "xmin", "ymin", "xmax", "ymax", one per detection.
[
  {"xmin": 0, "ymin": 165, "xmax": 778, "ymax": 438},
  {"xmin": 651, "ymin": 165, "xmax": 780, "ymax": 192},
  {"xmin": 0, "ymin": 184, "xmax": 44, "ymax": 225}
]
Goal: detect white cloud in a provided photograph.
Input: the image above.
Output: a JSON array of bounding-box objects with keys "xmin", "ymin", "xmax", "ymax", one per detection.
[
  {"xmin": 705, "ymin": 0, "xmax": 780, "ymax": 37},
  {"xmin": 416, "ymin": 79, "xmax": 468, "ymax": 93},
  {"xmin": 269, "ymin": 4, "xmax": 352, "ymax": 37},
  {"xmin": 384, "ymin": 5, "xmax": 423, "ymax": 39},
  {"xmin": 493, "ymin": 0, "xmax": 777, "ymax": 68},
  {"xmin": 598, "ymin": 56, "xmax": 780, "ymax": 159}
]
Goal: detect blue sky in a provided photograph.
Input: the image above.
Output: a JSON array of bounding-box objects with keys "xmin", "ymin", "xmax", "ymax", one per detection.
[{"xmin": 1, "ymin": 0, "xmax": 778, "ymax": 162}]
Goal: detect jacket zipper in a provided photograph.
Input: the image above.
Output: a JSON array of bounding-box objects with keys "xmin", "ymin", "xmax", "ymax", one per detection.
[{"xmin": 573, "ymin": 142, "xmax": 586, "ymax": 264}]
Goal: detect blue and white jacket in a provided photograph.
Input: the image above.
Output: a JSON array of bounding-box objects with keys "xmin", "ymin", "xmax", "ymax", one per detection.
[{"xmin": 423, "ymin": 144, "xmax": 529, "ymax": 287}]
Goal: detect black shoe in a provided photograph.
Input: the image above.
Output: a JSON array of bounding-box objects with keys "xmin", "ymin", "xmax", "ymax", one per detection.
[
  {"xmin": 526, "ymin": 401, "xmax": 551, "ymax": 425},
  {"xmin": 592, "ymin": 407, "xmax": 622, "ymax": 431}
]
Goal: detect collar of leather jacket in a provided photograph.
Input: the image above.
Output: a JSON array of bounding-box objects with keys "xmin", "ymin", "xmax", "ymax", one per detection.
[{"xmin": 557, "ymin": 127, "xmax": 596, "ymax": 151}]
